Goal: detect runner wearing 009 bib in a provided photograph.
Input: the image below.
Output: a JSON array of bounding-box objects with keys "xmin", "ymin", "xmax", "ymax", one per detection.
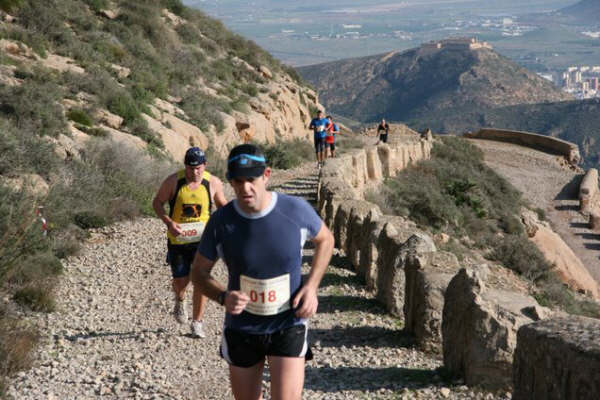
[
  {"xmin": 191, "ymin": 144, "xmax": 334, "ymax": 400},
  {"xmin": 153, "ymin": 147, "xmax": 227, "ymax": 338}
]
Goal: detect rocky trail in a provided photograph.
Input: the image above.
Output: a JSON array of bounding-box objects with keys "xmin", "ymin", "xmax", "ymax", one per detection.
[
  {"xmin": 469, "ymin": 139, "xmax": 600, "ymax": 283},
  {"xmin": 8, "ymin": 163, "xmax": 506, "ymax": 400}
]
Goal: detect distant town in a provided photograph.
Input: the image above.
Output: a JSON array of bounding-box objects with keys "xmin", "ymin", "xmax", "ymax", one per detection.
[{"xmin": 538, "ymin": 66, "xmax": 600, "ymax": 99}]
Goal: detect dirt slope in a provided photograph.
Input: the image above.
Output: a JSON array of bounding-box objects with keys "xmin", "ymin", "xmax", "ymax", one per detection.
[{"xmin": 469, "ymin": 139, "xmax": 600, "ymax": 283}]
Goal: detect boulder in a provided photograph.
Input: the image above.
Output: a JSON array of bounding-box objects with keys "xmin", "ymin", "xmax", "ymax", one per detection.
[
  {"xmin": 375, "ymin": 222, "xmax": 407, "ymax": 316},
  {"xmin": 351, "ymin": 150, "xmax": 369, "ymax": 191},
  {"xmin": 365, "ymin": 147, "xmax": 383, "ymax": 181},
  {"xmin": 513, "ymin": 316, "xmax": 600, "ymax": 400},
  {"xmin": 579, "ymin": 168, "xmax": 598, "ymax": 214},
  {"xmin": 0, "ymin": 173, "xmax": 49, "ymax": 197},
  {"xmin": 360, "ymin": 219, "xmax": 386, "ymax": 290},
  {"xmin": 374, "ymin": 221, "xmax": 426, "ymax": 315},
  {"xmin": 259, "ymin": 65, "xmax": 273, "ymax": 79},
  {"xmin": 346, "ymin": 201, "xmax": 382, "ymax": 269},
  {"xmin": 404, "ymin": 245, "xmax": 459, "ymax": 353},
  {"xmin": 95, "ymin": 109, "xmax": 123, "ymax": 130},
  {"xmin": 442, "ymin": 267, "xmax": 548, "ymax": 389}
]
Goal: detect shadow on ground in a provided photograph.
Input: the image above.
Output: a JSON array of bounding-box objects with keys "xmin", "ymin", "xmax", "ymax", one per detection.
[
  {"xmin": 65, "ymin": 328, "xmax": 167, "ymax": 342},
  {"xmin": 554, "ymin": 174, "xmax": 583, "ymax": 201},
  {"xmin": 318, "ymin": 294, "xmax": 386, "ymax": 314},
  {"xmin": 304, "ymin": 365, "xmax": 440, "ymax": 392},
  {"xmin": 310, "ymin": 326, "xmax": 413, "ymax": 349}
]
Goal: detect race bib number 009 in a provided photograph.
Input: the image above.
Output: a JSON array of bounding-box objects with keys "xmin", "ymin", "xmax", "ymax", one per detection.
[
  {"xmin": 240, "ymin": 274, "xmax": 291, "ymax": 316},
  {"xmin": 176, "ymin": 221, "xmax": 204, "ymax": 243}
]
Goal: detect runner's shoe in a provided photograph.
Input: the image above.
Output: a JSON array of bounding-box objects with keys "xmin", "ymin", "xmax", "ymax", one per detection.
[
  {"xmin": 191, "ymin": 320, "xmax": 206, "ymax": 338},
  {"xmin": 173, "ymin": 298, "xmax": 187, "ymax": 324}
]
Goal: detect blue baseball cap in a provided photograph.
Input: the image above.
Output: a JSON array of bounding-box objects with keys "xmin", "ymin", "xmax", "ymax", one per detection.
[
  {"xmin": 226, "ymin": 144, "xmax": 267, "ymax": 180},
  {"xmin": 184, "ymin": 147, "xmax": 206, "ymax": 166}
]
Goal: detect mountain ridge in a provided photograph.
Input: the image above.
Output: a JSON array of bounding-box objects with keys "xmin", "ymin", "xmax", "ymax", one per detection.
[{"xmin": 298, "ymin": 40, "xmax": 572, "ymax": 125}]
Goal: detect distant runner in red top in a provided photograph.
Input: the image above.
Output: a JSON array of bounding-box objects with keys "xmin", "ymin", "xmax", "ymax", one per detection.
[{"xmin": 325, "ymin": 115, "xmax": 340, "ymax": 158}]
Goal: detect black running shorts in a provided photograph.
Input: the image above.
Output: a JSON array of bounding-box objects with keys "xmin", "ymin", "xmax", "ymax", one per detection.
[
  {"xmin": 379, "ymin": 133, "xmax": 388, "ymax": 143},
  {"xmin": 314, "ymin": 136, "xmax": 325, "ymax": 153},
  {"xmin": 220, "ymin": 324, "xmax": 313, "ymax": 368}
]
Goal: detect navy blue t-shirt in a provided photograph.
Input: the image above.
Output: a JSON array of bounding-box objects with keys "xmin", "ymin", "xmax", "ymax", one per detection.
[
  {"xmin": 197, "ymin": 193, "xmax": 322, "ymax": 334},
  {"xmin": 310, "ymin": 118, "xmax": 329, "ymax": 139}
]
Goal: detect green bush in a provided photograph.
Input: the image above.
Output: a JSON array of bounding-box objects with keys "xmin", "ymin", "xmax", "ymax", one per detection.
[
  {"xmin": 263, "ymin": 139, "xmax": 314, "ymax": 169},
  {"xmin": 67, "ymin": 108, "xmax": 94, "ymax": 127},
  {"xmin": 489, "ymin": 235, "xmax": 552, "ymax": 279},
  {"xmin": 534, "ymin": 274, "xmax": 600, "ymax": 319},
  {"xmin": 8, "ymin": 251, "xmax": 62, "ymax": 286},
  {"xmin": 0, "ymin": 313, "xmax": 38, "ymax": 397},
  {"xmin": 74, "ymin": 210, "xmax": 107, "ymax": 229},
  {"xmin": 0, "ymin": 0, "xmax": 23, "ymax": 12},
  {"xmin": 83, "ymin": 0, "xmax": 108, "ymax": 12},
  {"xmin": 0, "ymin": 185, "xmax": 49, "ymax": 281},
  {"xmin": 13, "ymin": 284, "xmax": 56, "ymax": 312},
  {"xmin": 0, "ymin": 79, "xmax": 67, "ymax": 138}
]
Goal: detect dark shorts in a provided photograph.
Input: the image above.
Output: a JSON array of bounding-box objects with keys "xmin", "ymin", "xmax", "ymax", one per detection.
[
  {"xmin": 220, "ymin": 324, "xmax": 313, "ymax": 368},
  {"xmin": 329, "ymin": 143, "xmax": 335, "ymax": 151},
  {"xmin": 379, "ymin": 133, "xmax": 388, "ymax": 143},
  {"xmin": 314, "ymin": 136, "xmax": 325, "ymax": 153},
  {"xmin": 166, "ymin": 242, "xmax": 198, "ymax": 278}
]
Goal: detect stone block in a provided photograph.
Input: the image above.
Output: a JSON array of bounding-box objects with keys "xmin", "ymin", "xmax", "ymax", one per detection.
[
  {"xmin": 513, "ymin": 316, "xmax": 600, "ymax": 400},
  {"xmin": 404, "ymin": 247, "xmax": 459, "ymax": 353},
  {"xmin": 442, "ymin": 267, "xmax": 547, "ymax": 389}
]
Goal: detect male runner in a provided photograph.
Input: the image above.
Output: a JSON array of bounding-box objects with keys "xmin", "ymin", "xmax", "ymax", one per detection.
[
  {"xmin": 153, "ymin": 147, "xmax": 227, "ymax": 338},
  {"xmin": 308, "ymin": 110, "xmax": 330, "ymax": 168},
  {"xmin": 376, "ymin": 118, "xmax": 390, "ymax": 145},
  {"xmin": 325, "ymin": 115, "xmax": 339, "ymax": 158},
  {"xmin": 191, "ymin": 144, "xmax": 334, "ymax": 400}
]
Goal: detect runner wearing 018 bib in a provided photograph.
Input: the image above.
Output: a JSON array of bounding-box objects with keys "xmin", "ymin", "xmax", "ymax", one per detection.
[
  {"xmin": 191, "ymin": 144, "xmax": 334, "ymax": 400},
  {"xmin": 153, "ymin": 147, "xmax": 227, "ymax": 338}
]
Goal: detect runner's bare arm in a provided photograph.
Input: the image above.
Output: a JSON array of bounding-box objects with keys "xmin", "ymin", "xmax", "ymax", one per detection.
[
  {"xmin": 210, "ymin": 176, "xmax": 228, "ymax": 208},
  {"xmin": 152, "ymin": 174, "xmax": 182, "ymax": 236},
  {"xmin": 292, "ymin": 223, "xmax": 334, "ymax": 318},
  {"xmin": 191, "ymin": 252, "xmax": 249, "ymax": 314}
]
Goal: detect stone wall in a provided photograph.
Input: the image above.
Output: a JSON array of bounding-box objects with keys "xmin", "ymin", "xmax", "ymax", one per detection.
[
  {"xmin": 579, "ymin": 168, "xmax": 598, "ymax": 215},
  {"xmin": 318, "ymin": 134, "xmax": 462, "ymax": 350},
  {"xmin": 464, "ymin": 128, "xmax": 581, "ymax": 165},
  {"xmin": 513, "ymin": 316, "xmax": 600, "ymax": 400},
  {"xmin": 316, "ymin": 132, "xmax": 563, "ymax": 389}
]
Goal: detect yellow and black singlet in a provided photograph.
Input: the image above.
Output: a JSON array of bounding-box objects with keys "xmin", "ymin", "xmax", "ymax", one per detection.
[{"xmin": 167, "ymin": 169, "xmax": 212, "ymax": 245}]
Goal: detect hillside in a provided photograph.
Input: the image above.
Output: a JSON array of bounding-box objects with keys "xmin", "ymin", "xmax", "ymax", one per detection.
[
  {"xmin": 0, "ymin": 1, "xmax": 321, "ymax": 390},
  {"xmin": 560, "ymin": 0, "xmax": 600, "ymax": 22},
  {"xmin": 0, "ymin": 0, "xmax": 321, "ymax": 162},
  {"xmin": 297, "ymin": 39, "xmax": 571, "ymax": 125}
]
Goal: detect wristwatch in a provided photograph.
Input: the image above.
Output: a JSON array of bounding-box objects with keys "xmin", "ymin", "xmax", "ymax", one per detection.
[{"xmin": 218, "ymin": 290, "xmax": 227, "ymax": 306}]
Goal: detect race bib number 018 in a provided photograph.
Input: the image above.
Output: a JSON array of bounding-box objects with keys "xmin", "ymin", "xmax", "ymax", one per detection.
[
  {"xmin": 176, "ymin": 221, "xmax": 205, "ymax": 243},
  {"xmin": 240, "ymin": 274, "xmax": 290, "ymax": 316}
]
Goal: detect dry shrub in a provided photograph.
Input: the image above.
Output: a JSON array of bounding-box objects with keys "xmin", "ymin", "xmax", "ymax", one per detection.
[{"xmin": 0, "ymin": 311, "xmax": 39, "ymax": 395}]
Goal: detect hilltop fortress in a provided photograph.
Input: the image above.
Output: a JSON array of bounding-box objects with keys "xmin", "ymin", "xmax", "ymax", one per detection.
[{"xmin": 422, "ymin": 37, "xmax": 493, "ymax": 52}]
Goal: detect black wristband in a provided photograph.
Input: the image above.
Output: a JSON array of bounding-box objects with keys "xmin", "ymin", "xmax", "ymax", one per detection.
[{"xmin": 218, "ymin": 290, "xmax": 227, "ymax": 306}]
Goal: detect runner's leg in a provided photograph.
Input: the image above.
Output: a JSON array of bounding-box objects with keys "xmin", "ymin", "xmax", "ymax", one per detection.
[
  {"xmin": 230, "ymin": 363, "xmax": 265, "ymax": 400},
  {"xmin": 268, "ymin": 356, "xmax": 305, "ymax": 400},
  {"xmin": 172, "ymin": 276, "xmax": 189, "ymax": 301},
  {"xmin": 192, "ymin": 284, "xmax": 207, "ymax": 321}
]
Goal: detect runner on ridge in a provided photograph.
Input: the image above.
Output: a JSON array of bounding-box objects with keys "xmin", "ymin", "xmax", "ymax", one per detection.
[
  {"xmin": 325, "ymin": 115, "xmax": 339, "ymax": 158},
  {"xmin": 191, "ymin": 143, "xmax": 334, "ymax": 400},
  {"xmin": 153, "ymin": 147, "xmax": 227, "ymax": 338},
  {"xmin": 309, "ymin": 110, "xmax": 330, "ymax": 168}
]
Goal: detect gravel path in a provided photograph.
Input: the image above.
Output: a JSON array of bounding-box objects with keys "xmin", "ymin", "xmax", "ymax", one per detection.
[
  {"xmin": 7, "ymin": 163, "xmax": 507, "ymax": 399},
  {"xmin": 469, "ymin": 139, "xmax": 600, "ymax": 282}
]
